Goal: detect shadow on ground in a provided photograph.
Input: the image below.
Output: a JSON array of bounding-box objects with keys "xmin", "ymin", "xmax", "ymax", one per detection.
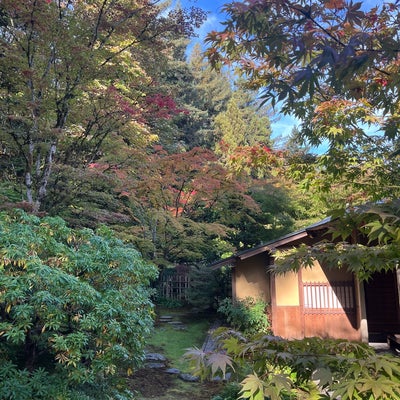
[
  {"xmin": 127, "ymin": 367, "xmax": 222, "ymax": 400},
  {"xmin": 127, "ymin": 308, "xmax": 224, "ymax": 399}
]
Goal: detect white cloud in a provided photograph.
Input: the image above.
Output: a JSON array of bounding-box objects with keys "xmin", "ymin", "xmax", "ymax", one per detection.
[
  {"xmin": 195, "ymin": 14, "xmax": 220, "ymax": 42},
  {"xmin": 271, "ymin": 115, "xmax": 300, "ymax": 139}
]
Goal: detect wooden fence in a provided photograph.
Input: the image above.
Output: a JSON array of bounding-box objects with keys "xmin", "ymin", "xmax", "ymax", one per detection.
[{"xmin": 156, "ymin": 267, "xmax": 191, "ymax": 301}]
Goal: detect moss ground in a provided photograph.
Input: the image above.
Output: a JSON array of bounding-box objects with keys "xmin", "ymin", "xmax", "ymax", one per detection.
[{"xmin": 128, "ymin": 307, "xmax": 223, "ymax": 399}]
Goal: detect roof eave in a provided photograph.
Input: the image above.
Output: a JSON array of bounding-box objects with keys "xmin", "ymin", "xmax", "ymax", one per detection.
[
  {"xmin": 210, "ymin": 256, "xmax": 236, "ymax": 270},
  {"xmin": 209, "ymin": 216, "xmax": 333, "ymax": 270}
]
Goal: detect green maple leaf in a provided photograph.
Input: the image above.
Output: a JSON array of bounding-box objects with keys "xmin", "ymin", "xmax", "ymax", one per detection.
[
  {"xmin": 222, "ymin": 336, "xmax": 242, "ymax": 356},
  {"xmin": 328, "ymin": 126, "xmax": 343, "ymax": 136},
  {"xmin": 271, "ymin": 373, "xmax": 292, "ymax": 392},
  {"xmin": 374, "ymin": 356, "xmax": 398, "ymax": 378},
  {"xmin": 358, "ymin": 377, "xmax": 385, "ymax": 398},
  {"xmin": 206, "ymin": 352, "xmax": 234, "ymax": 379},
  {"xmin": 312, "ymin": 367, "xmax": 333, "ymax": 387},
  {"xmin": 183, "ymin": 346, "xmax": 206, "ymax": 370},
  {"xmin": 359, "ymin": 376, "xmax": 400, "ymax": 399},
  {"xmin": 239, "ymin": 373, "xmax": 265, "ymax": 400}
]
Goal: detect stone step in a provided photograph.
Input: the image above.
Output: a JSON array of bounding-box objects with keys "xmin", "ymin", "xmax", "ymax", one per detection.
[{"xmin": 158, "ymin": 315, "xmax": 173, "ymax": 322}]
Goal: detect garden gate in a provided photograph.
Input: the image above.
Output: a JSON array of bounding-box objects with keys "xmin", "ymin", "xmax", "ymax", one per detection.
[{"xmin": 157, "ymin": 265, "xmax": 190, "ymax": 301}]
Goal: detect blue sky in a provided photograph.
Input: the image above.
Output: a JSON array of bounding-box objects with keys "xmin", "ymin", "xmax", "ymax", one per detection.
[{"xmin": 183, "ymin": 0, "xmax": 227, "ymax": 38}]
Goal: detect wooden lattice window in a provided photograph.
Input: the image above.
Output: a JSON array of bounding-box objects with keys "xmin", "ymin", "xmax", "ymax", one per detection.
[
  {"xmin": 303, "ymin": 281, "xmax": 355, "ymax": 314},
  {"xmin": 157, "ymin": 268, "xmax": 190, "ymax": 300}
]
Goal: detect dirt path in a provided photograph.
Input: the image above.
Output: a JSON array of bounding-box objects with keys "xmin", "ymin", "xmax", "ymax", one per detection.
[
  {"xmin": 127, "ymin": 368, "xmax": 222, "ymax": 400},
  {"xmin": 128, "ymin": 310, "xmax": 223, "ymax": 399}
]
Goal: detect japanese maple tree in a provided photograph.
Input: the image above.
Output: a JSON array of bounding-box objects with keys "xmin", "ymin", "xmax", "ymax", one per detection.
[
  {"xmin": 205, "ymin": 0, "xmax": 400, "ymax": 202},
  {"xmin": 120, "ymin": 146, "xmax": 265, "ymax": 265},
  {"xmin": 0, "ymin": 0, "xmax": 205, "ymax": 212}
]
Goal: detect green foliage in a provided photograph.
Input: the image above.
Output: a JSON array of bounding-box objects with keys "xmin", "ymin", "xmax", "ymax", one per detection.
[
  {"xmin": 274, "ymin": 201, "xmax": 400, "ymax": 280},
  {"xmin": 0, "ymin": 210, "xmax": 157, "ymax": 399},
  {"xmin": 187, "ymin": 43, "xmax": 233, "ymax": 149},
  {"xmin": 212, "ymin": 382, "xmax": 242, "ymax": 400},
  {"xmin": 205, "ymin": 0, "xmax": 400, "ymax": 206},
  {"xmin": 43, "ymin": 163, "xmax": 131, "ymax": 229},
  {"xmin": 0, "ymin": 362, "xmax": 65, "ymax": 400},
  {"xmin": 184, "ymin": 346, "xmax": 235, "ymax": 381},
  {"xmin": 330, "ymin": 353, "xmax": 400, "ymax": 400},
  {"xmin": 187, "ymin": 265, "xmax": 231, "ymax": 311},
  {"xmin": 147, "ymin": 311, "xmax": 209, "ymax": 371},
  {"xmin": 217, "ymin": 298, "xmax": 270, "ymax": 335},
  {"xmin": 151, "ymin": 39, "xmax": 232, "ymax": 151},
  {"xmin": 187, "ymin": 330, "xmax": 400, "ymax": 400},
  {"xmin": 0, "ymin": 0, "xmax": 206, "ymax": 212},
  {"xmin": 154, "ymin": 296, "xmax": 185, "ymax": 309},
  {"xmin": 243, "ymin": 182, "xmax": 313, "ymax": 242},
  {"xmin": 214, "ymin": 89, "xmax": 272, "ymax": 153}
]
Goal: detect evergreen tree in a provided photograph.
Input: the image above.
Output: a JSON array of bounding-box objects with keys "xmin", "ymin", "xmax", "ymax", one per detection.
[
  {"xmin": 187, "ymin": 43, "xmax": 232, "ymax": 148},
  {"xmin": 215, "ymin": 89, "xmax": 272, "ymax": 155},
  {"xmin": 150, "ymin": 40, "xmax": 233, "ymax": 150}
]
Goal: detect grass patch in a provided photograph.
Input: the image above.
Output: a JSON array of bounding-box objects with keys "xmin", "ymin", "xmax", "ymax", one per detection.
[{"xmin": 147, "ymin": 308, "xmax": 212, "ymax": 372}]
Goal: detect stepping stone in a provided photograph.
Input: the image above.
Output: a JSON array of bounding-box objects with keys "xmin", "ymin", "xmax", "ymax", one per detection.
[
  {"xmin": 165, "ymin": 368, "xmax": 180, "ymax": 374},
  {"xmin": 179, "ymin": 373, "xmax": 199, "ymax": 382},
  {"xmin": 167, "ymin": 321, "xmax": 186, "ymax": 330},
  {"xmin": 145, "ymin": 362, "xmax": 166, "ymax": 369},
  {"xmin": 159, "ymin": 316, "xmax": 173, "ymax": 322},
  {"xmin": 145, "ymin": 353, "xmax": 167, "ymax": 362},
  {"xmin": 212, "ymin": 372, "xmax": 232, "ymax": 382}
]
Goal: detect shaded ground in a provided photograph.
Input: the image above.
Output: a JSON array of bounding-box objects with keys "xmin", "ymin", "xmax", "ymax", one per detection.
[
  {"xmin": 127, "ymin": 308, "xmax": 224, "ymax": 399},
  {"xmin": 128, "ymin": 368, "xmax": 223, "ymax": 400}
]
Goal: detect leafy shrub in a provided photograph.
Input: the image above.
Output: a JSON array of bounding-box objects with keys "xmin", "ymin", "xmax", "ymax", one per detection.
[
  {"xmin": 187, "ymin": 329, "xmax": 400, "ymax": 400},
  {"xmin": 154, "ymin": 296, "xmax": 185, "ymax": 309},
  {"xmin": 212, "ymin": 382, "xmax": 242, "ymax": 400},
  {"xmin": 187, "ymin": 264, "xmax": 232, "ymax": 311},
  {"xmin": 0, "ymin": 210, "xmax": 158, "ymax": 399},
  {"xmin": 217, "ymin": 297, "xmax": 270, "ymax": 334}
]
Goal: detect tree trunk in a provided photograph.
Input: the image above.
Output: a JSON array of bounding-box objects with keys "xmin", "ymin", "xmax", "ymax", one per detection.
[
  {"xmin": 32, "ymin": 141, "xmax": 57, "ymax": 213},
  {"xmin": 25, "ymin": 138, "xmax": 35, "ymax": 206},
  {"xmin": 24, "ymin": 332, "xmax": 37, "ymax": 372}
]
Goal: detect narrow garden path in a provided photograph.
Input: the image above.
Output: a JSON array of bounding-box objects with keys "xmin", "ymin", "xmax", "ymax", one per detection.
[{"xmin": 127, "ymin": 309, "xmax": 224, "ymax": 400}]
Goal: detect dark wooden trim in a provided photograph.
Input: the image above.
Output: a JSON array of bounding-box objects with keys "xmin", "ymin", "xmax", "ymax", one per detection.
[
  {"xmin": 270, "ymin": 271, "xmax": 277, "ymax": 334},
  {"xmin": 298, "ymin": 269, "xmax": 305, "ymax": 337},
  {"xmin": 232, "ymin": 266, "xmax": 237, "ymax": 300}
]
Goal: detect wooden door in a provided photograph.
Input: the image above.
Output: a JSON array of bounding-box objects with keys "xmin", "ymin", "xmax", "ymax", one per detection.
[{"xmin": 364, "ymin": 270, "xmax": 400, "ymax": 341}]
